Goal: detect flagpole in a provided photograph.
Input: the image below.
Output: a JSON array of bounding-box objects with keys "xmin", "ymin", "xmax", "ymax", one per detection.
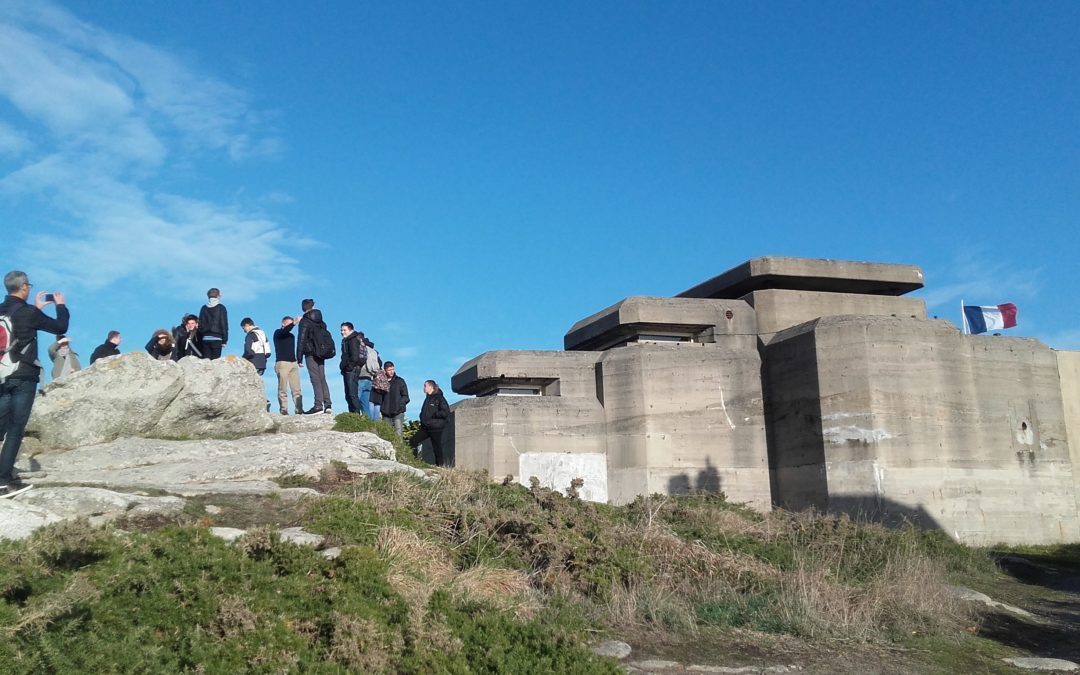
[{"xmin": 960, "ymin": 299, "xmax": 967, "ymax": 335}]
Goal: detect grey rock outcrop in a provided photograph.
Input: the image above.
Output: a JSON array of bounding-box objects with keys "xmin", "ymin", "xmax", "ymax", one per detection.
[
  {"xmin": 16, "ymin": 487, "xmax": 185, "ymax": 522},
  {"xmin": 19, "ymin": 429, "xmax": 419, "ymax": 495},
  {"xmin": 26, "ymin": 352, "xmax": 274, "ymax": 451},
  {"xmin": 0, "ymin": 487, "xmax": 187, "ymax": 541},
  {"xmin": 592, "ymin": 640, "xmax": 632, "ymax": 660},
  {"xmin": 278, "ymin": 527, "xmax": 326, "ymax": 548},
  {"xmin": 0, "ymin": 500, "xmax": 63, "ymax": 541}
]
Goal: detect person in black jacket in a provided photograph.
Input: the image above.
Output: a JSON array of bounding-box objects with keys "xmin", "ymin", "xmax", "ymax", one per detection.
[
  {"xmin": 273, "ymin": 316, "xmax": 302, "ymax": 415},
  {"xmin": 338, "ymin": 322, "xmax": 366, "ymax": 414},
  {"xmin": 380, "ymin": 362, "xmax": 409, "ymax": 437},
  {"xmin": 89, "ymin": 331, "xmax": 122, "ymax": 364},
  {"xmin": 409, "ymin": 379, "xmax": 450, "ymax": 467},
  {"xmin": 296, "ymin": 298, "xmax": 332, "ymax": 414},
  {"xmin": 0, "ymin": 270, "xmax": 69, "ymax": 492},
  {"xmin": 174, "ymin": 314, "xmax": 204, "ymax": 360},
  {"xmin": 145, "ymin": 329, "xmax": 175, "ymax": 361},
  {"xmin": 198, "ymin": 287, "xmax": 228, "ymax": 360}
]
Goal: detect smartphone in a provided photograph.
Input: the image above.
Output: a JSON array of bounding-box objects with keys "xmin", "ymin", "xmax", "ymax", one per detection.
[{"xmin": 44, "ymin": 293, "xmax": 55, "ymax": 302}]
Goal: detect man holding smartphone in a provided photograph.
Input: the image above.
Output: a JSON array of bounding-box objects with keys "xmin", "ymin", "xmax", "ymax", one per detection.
[{"xmin": 0, "ymin": 270, "xmax": 69, "ymax": 494}]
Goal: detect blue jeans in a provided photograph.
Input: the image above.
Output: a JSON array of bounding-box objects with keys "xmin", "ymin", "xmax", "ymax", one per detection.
[
  {"xmin": 0, "ymin": 378, "xmax": 37, "ymax": 482},
  {"xmin": 358, "ymin": 378, "xmax": 372, "ymax": 419}
]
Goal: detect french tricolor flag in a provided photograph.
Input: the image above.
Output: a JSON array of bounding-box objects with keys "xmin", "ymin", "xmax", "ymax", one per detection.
[{"xmin": 963, "ymin": 303, "xmax": 1018, "ymax": 335}]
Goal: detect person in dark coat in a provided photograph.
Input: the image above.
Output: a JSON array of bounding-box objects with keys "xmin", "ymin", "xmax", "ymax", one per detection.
[
  {"xmin": 198, "ymin": 287, "xmax": 228, "ymax": 360},
  {"xmin": 174, "ymin": 315, "xmax": 204, "ymax": 360},
  {"xmin": 338, "ymin": 322, "xmax": 366, "ymax": 414},
  {"xmin": 89, "ymin": 331, "xmax": 121, "ymax": 364},
  {"xmin": 145, "ymin": 329, "xmax": 175, "ymax": 361},
  {"xmin": 380, "ymin": 361, "xmax": 409, "ymax": 437},
  {"xmin": 409, "ymin": 379, "xmax": 450, "ymax": 467},
  {"xmin": 296, "ymin": 299, "xmax": 332, "ymax": 414},
  {"xmin": 0, "ymin": 271, "xmax": 69, "ymax": 493}
]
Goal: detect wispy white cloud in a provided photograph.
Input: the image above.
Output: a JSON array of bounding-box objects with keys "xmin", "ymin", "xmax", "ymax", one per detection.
[
  {"xmin": 917, "ymin": 248, "xmax": 1040, "ymax": 311},
  {"xmin": 0, "ymin": 1, "xmax": 304, "ymax": 301},
  {"xmin": 392, "ymin": 346, "xmax": 419, "ymax": 358}
]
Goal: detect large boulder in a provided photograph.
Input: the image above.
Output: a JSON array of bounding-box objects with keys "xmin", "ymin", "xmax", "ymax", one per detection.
[
  {"xmin": 26, "ymin": 352, "xmax": 274, "ymax": 450},
  {"xmin": 154, "ymin": 356, "xmax": 274, "ymax": 439}
]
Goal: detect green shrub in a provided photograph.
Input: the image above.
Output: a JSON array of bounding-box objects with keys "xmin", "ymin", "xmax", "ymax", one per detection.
[{"xmin": 332, "ymin": 413, "xmax": 426, "ymax": 468}]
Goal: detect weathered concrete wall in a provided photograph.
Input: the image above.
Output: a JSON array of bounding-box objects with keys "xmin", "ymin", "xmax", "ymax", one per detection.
[
  {"xmin": 600, "ymin": 341, "xmax": 771, "ymax": 510},
  {"xmin": 452, "ymin": 395, "xmax": 607, "ymax": 481},
  {"xmin": 766, "ymin": 315, "xmax": 1079, "ymax": 546},
  {"xmin": 453, "ymin": 350, "xmax": 601, "ymax": 396},
  {"xmin": 565, "ymin": 297, "xmax": 758, "ymax": 351},
  {"xmin": 1058, "ymin": 351, "xmax": 1080, "ymax": 490},
  {"xmin": 744, "ymin": 289, "xmax": 926, "ymax": 343}
]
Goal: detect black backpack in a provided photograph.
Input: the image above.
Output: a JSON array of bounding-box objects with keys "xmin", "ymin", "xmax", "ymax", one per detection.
[{"xmin": 313, "ymin": 324, "xmax": 336, "ymax": 360}]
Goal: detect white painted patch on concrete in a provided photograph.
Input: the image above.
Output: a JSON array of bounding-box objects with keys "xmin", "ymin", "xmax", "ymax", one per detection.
[
  {"xmin": 822, "ymin": 426, "xmax": 893, "ymax": 444},
  {"xmin": 873, "ymin": 461, "xmax": 885, "ymax": 499},
  {"xmin": 717, "ymin": 387, "xmax": 736, "ymax": 429},
  {"xmin": 519, "ymin": 452, "xmax": 608, "ymax": 503}
]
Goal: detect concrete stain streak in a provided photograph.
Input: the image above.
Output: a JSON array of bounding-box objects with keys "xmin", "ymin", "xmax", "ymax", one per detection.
[{"xmin": 822, "ymin": 426, "xmax": 893, "ymax": 444}]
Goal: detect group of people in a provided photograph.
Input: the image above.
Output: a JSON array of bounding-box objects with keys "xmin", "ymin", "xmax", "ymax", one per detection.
[{"xmin": 0, "ymin": 273, "xmax": 454, "ymax": 495}]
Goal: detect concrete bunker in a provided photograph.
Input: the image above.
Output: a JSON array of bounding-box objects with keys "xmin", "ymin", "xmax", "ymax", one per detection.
[{"xmin": 449, "ymin": 256, "xmax": 1080, "ymax": 546}]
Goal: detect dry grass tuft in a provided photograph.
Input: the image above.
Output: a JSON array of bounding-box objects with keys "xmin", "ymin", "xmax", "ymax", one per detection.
[
  {"xmin": 328, "ymin": 612, "xmax": 397, "ymax": 672},
  {"xmin": 376, "ymin": 526, "xmax": 455, "ymax": 585},
  {"xmin": 777, "ymin": 534, "xmax": 973, "ymax": 640},
  {"xmin": 214, "ymin": 595, "xmax": 257, "ymax": 639},
  {"xmin": 449, "ymin": 565, "xmax": 537, "ymax": 618}
]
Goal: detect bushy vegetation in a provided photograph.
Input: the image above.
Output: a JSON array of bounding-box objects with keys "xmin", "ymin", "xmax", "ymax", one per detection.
[
  {"xmin": 331, "ymin": 412, "xmax": 426, "ymax": 469},
  {"xmin": 0, "ymin": 464, "xmax": 1007, "ymax": 671}
]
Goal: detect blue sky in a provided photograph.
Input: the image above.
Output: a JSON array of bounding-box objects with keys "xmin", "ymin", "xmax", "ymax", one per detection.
[{"xmin": 2, "ymin": 1, "xmax": 1077, "ymax": 408}]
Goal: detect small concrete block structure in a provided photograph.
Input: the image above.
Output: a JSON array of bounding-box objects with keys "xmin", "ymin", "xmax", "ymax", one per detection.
[{"xmin": 450, "ymin": 256, "xmax": 1080, "ymax": 545}]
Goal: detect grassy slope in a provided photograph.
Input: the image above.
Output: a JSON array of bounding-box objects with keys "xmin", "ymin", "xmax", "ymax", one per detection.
[{"xmin": 0, "ymin": 417, "xmax": 1054, "ymax": 672}]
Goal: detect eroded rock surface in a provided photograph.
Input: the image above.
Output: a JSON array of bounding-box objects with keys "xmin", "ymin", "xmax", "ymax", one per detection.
[{"xmin": 18, "ymin": 430, "xmax": 415, "ymax": 495}]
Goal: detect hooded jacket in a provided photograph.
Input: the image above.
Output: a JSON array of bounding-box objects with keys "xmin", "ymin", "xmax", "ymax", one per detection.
[
  {"xmin": 382, "ymin": 375, "xmax": 410, "ymax": 417},
  {"xmin": 339, "ymin": 332, "xmax": 366, "ymax": 373},
  {"xmin": 0, "ymin": 295, "xmax": 69, "ymax": 383},
  {"xmin": 198, "ymin": 302, "xmax": 229, "ymax": 343},
  {"xmin": 145, "ymin": 330, "xmax": 175, "ymax": 361},
  {"xmin": 297, "ymin": 308, "xmax": 326, "ymax": 361},
  {"xmin": 419, "ymin": 389, "xmax": 450, "ymax": 431},
  {"xmin": 243, "ymin": 327, "xmax": 269, "ymax": 371}
]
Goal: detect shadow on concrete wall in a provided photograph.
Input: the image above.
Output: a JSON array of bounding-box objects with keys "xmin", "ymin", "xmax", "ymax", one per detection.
[
  {"xmin": 667, "ymin": 457, "xmax": 723, "ymax": 496},
  {"xmin": 761, "ymin": 329, "xmax": 829, "ymax": 511}
]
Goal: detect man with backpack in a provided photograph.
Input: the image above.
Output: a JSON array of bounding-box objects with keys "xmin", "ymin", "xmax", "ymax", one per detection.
[
  {"xmin": 296, "ymin": 298, "xmax": 333, "ymax": 414},
  {"xmin": 0, "ymin": 271, "xmax": 69, "ymax": 494},
  {"xmin": 240, "ymin": 318, "xmax": 270, "ymax": 376},
  {"xmin": 338, "ymin": 322, "xmax": 366, "ymax": 415}
]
